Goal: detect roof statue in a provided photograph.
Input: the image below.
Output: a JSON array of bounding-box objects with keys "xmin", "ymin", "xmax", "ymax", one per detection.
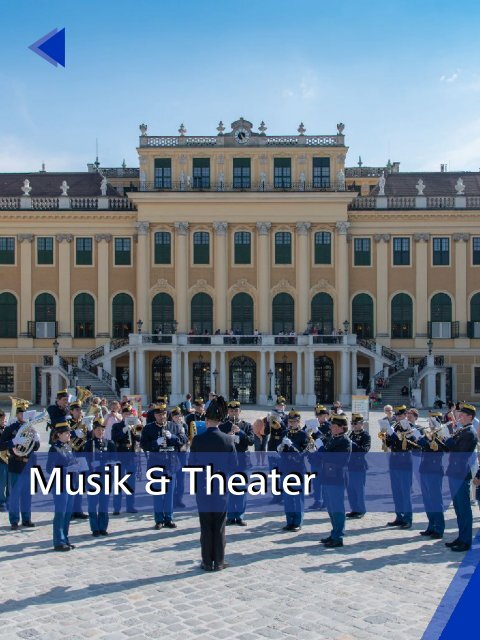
[
  {"xmin": 336, "ymin": 169, "xmax": 345, "ymax": 191},
  {"xmin": 378, "ymin": 171, "xmax": 386, "ymax": 196},
  {"xmin": 100, "ymin": 175, "xmax": 107, "ymax": 196},
  {"xmin": 21, "ymin": 179, "xmax": 32, "ymax": 196},
  {"xmin": 416, "ymin": 178, "xmax": 426, "ymax": 196},
  {"xmin": 60, "ymin": 180, "xmax": 69, "ymax": 196},
  {"xmin": 455, "ymin": 177, "xmax": 465, "ymax": 195}
]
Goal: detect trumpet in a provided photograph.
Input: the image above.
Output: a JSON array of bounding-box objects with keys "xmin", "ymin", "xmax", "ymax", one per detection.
[{"xmin": 377, "ymin": 431, "xmax": 389, "ymax": 452}]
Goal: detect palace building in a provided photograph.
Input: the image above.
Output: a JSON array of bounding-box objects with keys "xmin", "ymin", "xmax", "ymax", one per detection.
[{"xmin": 0, "ymin": 118, "xmax": 479, "ymax": 408}]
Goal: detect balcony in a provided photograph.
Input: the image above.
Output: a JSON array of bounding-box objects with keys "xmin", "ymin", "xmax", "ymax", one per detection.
[
  {"xmin": 138, "ymin": 181, "xmax": 347, "ymax": 193},
  {"xmin": 130, "ymin": 333, "xmax": 356, "ymax": 348}
]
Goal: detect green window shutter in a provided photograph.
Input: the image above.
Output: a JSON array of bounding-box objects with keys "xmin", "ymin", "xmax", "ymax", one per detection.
[
  {"xmin": 314, "ymin": 232, "xmax": 331, "ymax": 264},
  {"xmin": 274, "ymin": 158, "xmax": 291, "ymax": 188},
  {"xmin": 154, "ymin": 232, "xmax": 171, "ymax": 264},
  {"xmin": 0, "ymin": 292, "xmax": 17, "ymax": 337},
  {"xmin": 193, "ymin": 158, "xmax": 210, "ymax": 188},
  {"xmin": 115, "ymin": 238, "xmax": 131, "ymax": 265},
  {"xmin": 193, "ymin": 232, "xmax": 210, "ymax": 264},
  {"xmin": 154, "ymin": 159, "xmax": 172, "ymax": 189},
  {"xmin": 76, "ymin": 238, "xmax": 93, "ymax": 265},
  {"xmin": 393, "ymin": 237, "xmax": 410, "ymax": 265},
  {"xmin": 234, "ymin": 232, "xmax": 251, "ymax": 264},
  {"xmin": 354, "ymin": 238, "xmax": 371, "ymax": 266},
  {"xmin": 275, "ymin": 232, "xmax": 292, "ymax": 264},
  {"xmin": 37, "ymin": 237, "xmax": 54, "ymax": 265},
  {"xmin": 0, "ymin": 237, "xmax": 15, "ymax": 265},
  {"xmin": 473, "ymin": 237, "xmax": 480, "ymax": 265},
  {"xmin": 233, "ymin": 158, "xmax": 251, "ymax": 189},
  {"xmin": 433, "ymin": 238, "xmax": 449, "ymax": 265},
  {"xmin": 74, "ymin": 293, "xmax": 95, "ymax": 338},
  {"xmin": 313, "ymin": 157, "xmax": 330, "ymax": 188}
]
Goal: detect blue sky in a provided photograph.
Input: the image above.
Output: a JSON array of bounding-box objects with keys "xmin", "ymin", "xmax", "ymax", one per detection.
[{"xmin": 0, "ymin": 0, "xmax": 479, "ymax": 172}]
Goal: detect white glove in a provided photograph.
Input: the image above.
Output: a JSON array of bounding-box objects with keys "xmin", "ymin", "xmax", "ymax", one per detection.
[
  {"xmin": 234, "ymin": 435, "xmax": 240, "ymax": 444},
  {"xmin": 309, "ymin": 424, "xmax": 319, "ymax": 434},
  {"xmin": 157, "ymin": 436, "xmax": 166, "ymax": 446},
  {"xmin": 282, "ymin": 437, "xmax": 292, "ymax": 447},
  {"xmin": 12, "ymin": 435, "xmax": 26, "ymax": 446},
  {"xmin": 315, "ymin": 438, "xmax": 325, "ymax": 450},
  {"xmin": 86, "ymin": 422, "xmax": 93, "ymax": 432},
  {"xmin": 123, "ymin": 425, "xmax": 129, "ymax": 434},
  {"xmin": 75, "ymin": 428, "xmax": 84, "ymax": 438},
  {"xmin": 34, "ymin": 432, "xmax": 41, "ymax": 443},
  {"xmin": 163, "ymin": 431, "xmax": 171, "ymax": 439}
]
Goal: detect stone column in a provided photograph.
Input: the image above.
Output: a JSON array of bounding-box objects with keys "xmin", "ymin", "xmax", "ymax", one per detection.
[
  {"xmin": 17, "ymin": 234, "xmax": 34, "ymax": 340},
  {"xmin": 56, "ymin": 234, "xmax": 73, "ymax": 338},
  {"xmin": 213, "ymin": 222, "xmax": 228, "ymax": 332},
  {"xmin": 256, "ymin": 222, "xmax": 272, "ymax": 333},
  {"xmin": 439, "ymin": 372, "xmax": 447, "ymax": 403},
  {"xmin": 296, "ymin": 222, "xmax": 311, "ymax": 332},
  {"xmin": 453, "ymin": 233, "xmax": 469, "ymax": 338},
  {"xmin": 219, "ymin": 350, "xmax": 226, "ymax": 396},
  {"xmin": 174, "ymin": 222, "xmax": 189, "ymax": 333},
  {"xmin": 259, "ymin": 350, "xmax": 267, "ymax": 404},
  {"xmin": 95, "ymin": 234, "xmax": 112, "ymax": 338},
  {"xmin": 268, "ymin": 350, "xmax": 275, "ymax": 403},
  {"xmin": 171, "ymin": 348, "xmax": 180, "ymax": 404},
  {"xmin": 414, "ymin": 234, "xmax": 430, "ymax": 343},
  {"xmin": 340, "ymin": 349, "xmax": 350, "ymax": 405},
  {"xmin": 335, "ymin": 222, "xmax": 351, "ymax": 329},
  {"xmin": 183, "ymin": 350, "xmax": 189, "ymax": 396},
  {"xmin": 306, "ymin": 350, "xmax": 316, "ymax": 405},
  {"xmin": 137, "ymin": 349, "xmax": 146, "ymax": 400},
  {"xmin": 135, "ymin": 221, "xmax": 150, "ymax": 330},
  {"xmin": 351, "ymin": 349, "xmax": 358, "ymax": 395},
  {"xmin": 210, "ymin": 351, "xmax": 217, "ymax": 393},
  {"xmin": 129, "ymin": 348, "xmax": 135, "ymax": 392},
  {"xmin": 295, "ymin": 351, "xmax": 303, "ymax": 405},
  {"xmin": 374, "ymin": 234, "xmax": 390, "ymax": 339},
  {"xmin": 41, "ymin": 371, "xmax": 48, "ymax": 406}
]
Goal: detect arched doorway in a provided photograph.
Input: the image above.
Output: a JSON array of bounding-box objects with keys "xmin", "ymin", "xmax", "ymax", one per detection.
[
  {"xmin": 352, "ymin": 293, "xmax": 374, "ymax": 338},
  {"xmin": 192, "ymin": 354, "xmax": 211, "ymax": 400},
  {"xmin": 229, "ymin": 356, "xmax": 256, "ymax": 404},
  {"xmin": 311, "ymin": 292, "xmax": 334, "ymax": 334},
  {"xmin": 152, "ymin": 292, "xmax": 174, "ymax": 333},
  {"xmin": 231, "ymin": 293, "xmax": 254, "ymax": 334},
  {"xmin": 314, "ymin": 356, "xmax": 334, "ymax": 404},
  {"xmin": 151, "ymin": 355, "xmax": 171, "ymax": 401},
  {"xmin": 275, "ymin": 355, "xmax": 292, "ymax": 403},
  {"xmin": 272, "ymin": 293, "xmax": 294, "ymax": 334}
]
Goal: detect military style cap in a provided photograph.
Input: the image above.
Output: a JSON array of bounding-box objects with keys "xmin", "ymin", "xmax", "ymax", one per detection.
[
  {"xmin": 93, "ymin": 418, "xmax": 105, "ymax": 428},
  {"xmin": 276, "ymin": 396, "xmax": 286, "ymax": 405},
  {"xmin": 194, "ymin": 397, "xmax": 204, "ymax": 406},
  {"xmin": 53, "ymin": 421, "xmax": 70, "ymax": 434},
  {"xmin": 331, "ymin": 415, "xmax": 349, "ymax": 428},
  {"xmin": 428, "ymin": 410, "xmax": 443, "ymax": 417},
  {"xmin": 459, "ymin": 402, "xmax": 476, "ymax": 417},
  {"xmin": 70, "ymin": 401, "xmax": 82, "ymax": 410},
  {"xmin": 16, "ymin": 403, "xmax": 29, "ymax": 413},
  {"xmin": 122, "ymin": 404, "xmax": 133, "ymax": 413},
  {"xmin": 288, "ymin": 409, "xmax": 301, "ymax": 419},
  {"xmin": 157, "ymin": 395, "xmax": 168, "ymax": 403},
  {"xmin": 315, "ymin": 405, "xmax": 329, "ymax": 415},
  {"xmin": 351, "ymin": 414, "xmax": 364, "ymax": 423},
  {"xmin": 205, "ymin": 396, "xmax": 228, "ymax": 421},
  {"xmin": 394, "ymin": 405, "xmax": 407, "ymax": 415},
  {"xmin": 170, "ymin": 406, "xmax": 182, "ymax": 417},
  {"xmin": 154, "ymin": 403, "xmax": 167, "ymax": 412},
  {"xmin": 228, "ymin": 400, "xmax": 241, "ymax": 409},
  {"xmin": 57, "ymin": 389, "xmax": 69, "ymax": 399}
]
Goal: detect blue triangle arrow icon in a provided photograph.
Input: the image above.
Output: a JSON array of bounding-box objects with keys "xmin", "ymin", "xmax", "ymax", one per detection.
[{"xmin": 29, "ymin": 28, "xmax": 65, "ymax": 67}]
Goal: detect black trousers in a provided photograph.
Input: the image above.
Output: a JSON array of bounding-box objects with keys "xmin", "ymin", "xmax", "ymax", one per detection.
[{"xmin": 198, "ymin": 511, "xmax": 227, "ymax": 566}]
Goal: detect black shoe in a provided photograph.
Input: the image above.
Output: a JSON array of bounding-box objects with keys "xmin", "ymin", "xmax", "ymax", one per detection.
[
  {"xmin": 430, "ymin": 532, "xmax": 443, "ymax": 539},
  {"xmin": 112, "ymin": 511, "xmax": 120, "ymax": 516},
  {"xmin": 420, "ymin": 530, "xmax": 434, "ymax": 536},
  {"xmin": 99, "ymin": 530, "xmax": 108, "ymax": 536},
  {"xmin": 163, "ymin": 521, "xmax": 177, "ymax": 529},
  {"xmin": 72, "ymin": 512, "xmax": 88, "ymax": 520},
  {"xmin": 126, "ymin": 508, "xmax": 138, "ymax": 514},
  {"xmin": 320, "ymin": 536, "xmax": 332, "ymax": 544},
  {"xmin": 214, "ymin": 562, "xmax": 230, "ymax": 571},
  {"xmin": 445, "ymin": 539, "xmax": 459, "ymax": 548},
  {"xmin": 399, "ymin": 523, "xmax": 412, "ymax": 530},
  {"xmin": 450, "ymin": 542, "xmax": 471, "ymax": 552},
  {"xmin": 324, "ymin": 539, "xmax": 343, "ymax": 548},
  {"xmin": 92, "ymin": 530, "xmax": 101, "ymax": 537},
  {"xmin": 67, "ymin": 544, "xmax": 76, "ymax": 549},
  {"xmin": 226, "ymin": 519, "xmax": 236, "ymax": 525},
  {"xmin": 154, "ymin": 523, "xmax": 164, "ymax": 530},
  {"xmin": 10, "ymin": 523, "xmax": 19, "ymax": 531},
  {"xmin": 54, "ymin": 544, "xmax": 71, "ymax": 552},
  {"xmin": 387, "ymin": 520, "xmax": 404, "ymax": 527},
  {"xmin": 200, "ymin": 562, "xmax": 213, "ymax": 571},
  {"xmin": 290, "ymin": 526, "xmax": 301, "ymax": 532},
  {"xmin": 236, "ymin": 519, "xmax": 247, "ymax": 526},
  {"xmin": 282, "ymin": 524, "xmax": 294, "ymax": 531},
  {"xmin": 346, "ymin": 512, "xmax": 360, "ymax": 519},
  {"xmin": 21, "ymin": 521, "xmax": 35, "ymax": 527}
]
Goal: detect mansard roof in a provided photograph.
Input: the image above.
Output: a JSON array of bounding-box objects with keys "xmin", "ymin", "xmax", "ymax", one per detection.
[
  {"xmin": 0, "ymin": 172, "xmax": 120, "ymax": 197},
  {"xmin": 370, "ymin": 172, "xmax": 480, "ymax": 197}
]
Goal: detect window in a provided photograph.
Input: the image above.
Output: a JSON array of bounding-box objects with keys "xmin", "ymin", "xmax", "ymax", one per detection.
[
  {"xmin": 193, "ymin": 158, "xmax": 210, "ymax": 189},
  {"xmin": 433, "ymin": 237, "xmax": 450, "ymax": 265},
  {"xmin": 275, "ymin": 232, "xmax": 292, "ymax": 264},
  {"xmin": 429, "ymin": 292, "xmax": 453, "ymax": 338},
  {"xmin": 191, "ymin": 293, "xmax": 213, "ymax": 334},
  {"xmin": 311, "ymin": 293, "xmax": 333, "ymax": 334},
  {"xmin": 391, "ymin": 293, "xmax": 413, "ymax": 338},
  {"xmin": 112, "ymin": 293, "xmax": 133, "ymax": 338},
  {"xmin": 154, "ymin": 158, "xmax": 172, "ymax": 189},
  {"xmin": 354, "ymin": 238, "xmax": 371, "ymax": 266},
  {"xmin": 272, "ymin": 293, "xmax": 294, "ymax": 333},
  {"xmin": 0, "ymin": 366, "xmax": 14, "ymax": 393},
  {"xmin": 76, "ymin": 237, "xmax": 93, "ymax": 265},
  {"xmin": 154, "ymin": 232, "xmax": 171, "ymax": 264},
  {"xmin": 231, "ymin": 293, "xmax": 254, "ymax": 334},
  {"xmin": 0, "ymin": 293, "xmax": 17, "ymax": 337},
  {"xmin": 37, "ymin": 237, "xmax": 54, "ymax": 265},
  {"xmin": 114, "ymin": 238, "xmax": 131, "ymax": 266},
  {"xmin": 475, "ymin": 367, "xmax": 480, "ymax": 394},
  {"xmin": 469, "ymin": 293, "xmax": 480, "ymax": 338},
  {"xmin": 35, "ymin": 293, "xmax": 56, "ymax": 322},
  {"xmin": 152, "ymin": 293, "xmax": 174, "ymax": 333},
  {"xmin": 74, "ymin": 293, "xmax": 95, "ymax": 338},
  {"xmin": 274, "ymin": 158, "xmax": 291, "ymax": 189},
  {"xmin": 313, "ymin": 157, "xmax": 330, "ymax": 188},
  {"xmin": 0, "ymin": 237, "xmax": 15, "ymax": 265},
  {"xmin": 473, "ymin": 237, "xmax": 480, "ymax": 265},
  {"xmin": 393, "ymin": 237, "xmax": 410, "ymax": 266},
  {"xmin": 352, "ymin": 293, "xmax": 374, "ymax": 338},
  {"xmin": 233, "ymin": 158, "xmax": 251, "ymax": 189},
  {"xmin": 314, "ymin": 232, "xmax": 332, "ymax": 264},
  {"xmin": 193, "ymin": 232, "xmax": 209, "ymax": 264},
  {"xmin": 234, "ymin": 232, "xmax": 251, "ymax": 264}
]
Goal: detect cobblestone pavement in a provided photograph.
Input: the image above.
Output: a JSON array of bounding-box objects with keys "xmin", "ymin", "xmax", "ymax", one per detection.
[{"xmin": 0, "ymin": 409, "xmax": 477, "ymax": 640}]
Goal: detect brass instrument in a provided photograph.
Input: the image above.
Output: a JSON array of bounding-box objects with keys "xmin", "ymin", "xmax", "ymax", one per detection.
[
  {"xmin": 76, "ymin": 386, "xmax": 93, "ymax": 405},
  {"xmin": 70, "ymin": 415, "xmax": 95, "ymax": 451},
  {"xmin": 393, "ymin": 425, "xmax": 422, "ymax": 451},
  {"xmin": 126, "ymin": 416, "xmax": 143, "ymax": 450},
  {"xmin": 377, "ymin": 431, "xmax": 389, "ymax": 452},
  {"xmin": 187, "ymin": 420, "xmax": 197, "ymax": 444},
  {"xmin": 12, "ymin": 411, "xmax": 47, "ymax": 458}
]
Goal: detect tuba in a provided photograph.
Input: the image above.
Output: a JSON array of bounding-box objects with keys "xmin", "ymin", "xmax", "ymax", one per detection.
[
  {"xmin": 12, "ymin": 410, "xmax": 47, "ymax": 458},
  {"xmin": 70, "ymin": 415, "xmax": 95, "ymax": 452},
  {"xmin": 76, "ymin": 386, "xmax": 92, "ymax": 405}
]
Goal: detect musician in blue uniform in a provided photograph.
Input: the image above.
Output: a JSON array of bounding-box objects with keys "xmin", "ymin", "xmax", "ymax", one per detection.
[
  {"xmin": 443, "ymin": 403, "xmax": 478, "ymax": 551},
  {"xmin": 111, "ymin": 404, "xmax": 140, "ymax": 515},
  {"xmin": 385, "ymin": 405, "xmax": 420, "ymax": 530},
  {"xmin": 306, "ymin": 405, "xmax": 331, "ymax": 510},
  {"xmin": 316, "ymin": 414, "xmax": 352, "ymax": 548},
  {"xmin": 0, "ymin": 403, "xmax": 40, "ymax": 530},
  {"xmin": 0, "ymin": 410, "xmax": 8, "ymax": 512},
  {"xmin": 220, "ymin": 401, "xmax": 255, "ymax": 526},
  {"xmin": 140, "ymin": 404, "xmax": 187, "ymax": 529},
  {"xmin": 253, "ymin": 396, "xmax": 287, "ymax": 458},
  {"xmin": 83, "ymin": 419, "xmax": 116, "ymax": 536},
  {"xmin": 346, "ymin": 414, "xmax": 371, "ymax": 519},
  {"xmin": 277, "ymin": 409, "xmax": 308, "ymax": 531},
  {"xmin": 47, "ymin": 389, "xmax": 70, "ymax": 443},
  {"xmin": 416, "ymin": 411, "xmax": 445, "ymax": 539},
  {"xmin": 47, "ymin": 422, "xmax": 78, "ymax": 551},
  {"xmin": 69, "ymin": 400, "xmax": 89, "ymax": 520}
]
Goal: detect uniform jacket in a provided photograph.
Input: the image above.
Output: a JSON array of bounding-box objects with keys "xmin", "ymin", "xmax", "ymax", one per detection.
[
  {"xmin": 0, "ymin": 420, "xmax": 40, "ymax": 474},
  {"xmin": 348, "ymin": 430, "xmax": 371, "ymax": 471}
]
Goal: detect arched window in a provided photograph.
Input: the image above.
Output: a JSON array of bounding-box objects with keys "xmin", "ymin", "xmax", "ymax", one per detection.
[
  {"xmin": 429, "ymin": 293, "xmax": 453, "ymax": 338},
  {"xmin": 352, "ymin": 293, "xmax": 374, "ymax": 338},
  {"xmin": 391, "ymin": 293, "xmax": 413, "ymax": 339},
  {"xmin": 469, "ymin": 293, "xmax": 480, "ymax": 338},
  {"xmin": 311, "ymin": 293, "xmax": 333, "ymax": 334},
  {"xmin": 35, "ymin": 293, "xmax": 56, "ymax": 322},
  {"xmin": 0, "ymin": 293, "xmax": 17, "ymax": 338},
  {"xmin": 152, "ymin": 293, "xmax": 174, "ymax": 333},
  {"xmin": 272, "ymin": 293, "xmax": 294, "ymax": 334},
  {"xmin": 74, "ymin": 293, "xmax": 95, "ymax": 338},
  {"xmin": 231, "ymin": 293, "xmax": 254, "ymax": 334},
  {"xmin": 112, "ymin": 293, "xmax": 133, "ymax": 338},
  {"xmin": 191, "ymin": 293, "xmax": 213, "ymax": 334}
]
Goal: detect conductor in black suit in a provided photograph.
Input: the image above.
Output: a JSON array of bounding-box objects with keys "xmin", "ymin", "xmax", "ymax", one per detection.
[{"xmin": 189, "ymin": 396, "xmax": 237, "ymax": 571}]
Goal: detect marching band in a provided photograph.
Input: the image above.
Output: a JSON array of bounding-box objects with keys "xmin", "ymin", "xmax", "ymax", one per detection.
[{"xmin": 0, "ymin": 391, "xmax": 479, "ymax": 563}]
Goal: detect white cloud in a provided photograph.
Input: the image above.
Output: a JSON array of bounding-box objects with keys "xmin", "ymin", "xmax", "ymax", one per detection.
[{"xmin": 440, "ymin": 71, "xmax": 459, "ymax": 83}]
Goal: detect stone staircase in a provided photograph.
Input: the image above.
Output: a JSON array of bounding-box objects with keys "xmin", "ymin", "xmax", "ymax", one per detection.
[
  {"xmin": 73, "ymin": 368, "xmax": 120, "ymax": 403},
  {"xmin": 374, "ymin": 367, "xmax": 413, "ymax": 407}
]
